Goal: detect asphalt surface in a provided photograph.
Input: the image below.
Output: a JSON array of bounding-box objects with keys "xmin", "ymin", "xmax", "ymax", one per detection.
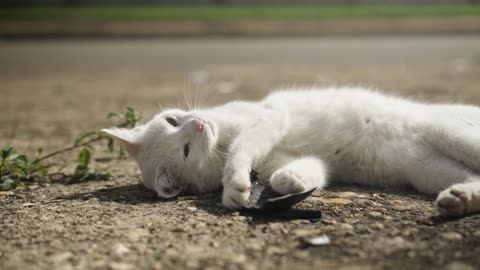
[{"xmin": 1, "ymin": 35, "xmax": 480, "ymax": 75}]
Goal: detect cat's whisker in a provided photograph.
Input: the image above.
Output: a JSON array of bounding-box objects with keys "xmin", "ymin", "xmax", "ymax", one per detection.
[
  {"xmin": 200, "ymin": 79, "xmax": 220, "ymax": 108},
  {"xmin": 155, "ymin": 102, "xmax": 165, "ymax": 112},
  {"xmin": 193, "ymin": 79, "xmax": 200, "ymax": 110},
  {"xmin": 184, "ymin": 79, "xmax": 195, "ymax": 111}
]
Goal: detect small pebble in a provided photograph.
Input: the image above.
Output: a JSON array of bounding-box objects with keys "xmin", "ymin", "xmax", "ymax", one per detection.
[
  {"xmin": 335, "ymin": 192, "xmax": 367, "ymax": 199},
  {"xmin": 441, "ymin": 232, "xmax": 463, "ymax": 240},
  {"xmin": 304, "ymin": 235, "xmax": 330, "ymax": 246},
  {"xmin": 22, "ymin": 202, "xmax": 35, "ymax": 207}
]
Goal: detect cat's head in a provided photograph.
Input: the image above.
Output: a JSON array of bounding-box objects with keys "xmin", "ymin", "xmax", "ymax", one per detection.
[{"xmin": 103, "ymin": 109, "xmax": 223, "ymax": 198}]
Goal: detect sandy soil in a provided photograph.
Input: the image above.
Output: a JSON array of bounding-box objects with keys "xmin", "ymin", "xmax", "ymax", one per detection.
[{"xmin": 1, "ymin": 37, "xmax": 480, "ymax": 270}]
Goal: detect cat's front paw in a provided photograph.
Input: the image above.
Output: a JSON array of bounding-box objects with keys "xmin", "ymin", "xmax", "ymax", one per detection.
[
  {"xmin": 436, "ymin": 184, "xmax": 473, "ymax": 217},
  {"xmin": 221, "ymin": 170, "xmax": 251, "ymax": 209},
  {"xmin": 271, "ymin": 168, "xmax": 309, "ymax": 195}
]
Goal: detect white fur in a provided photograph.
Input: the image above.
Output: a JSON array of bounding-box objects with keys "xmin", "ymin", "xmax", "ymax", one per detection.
[{"xmin": 104, "ymin": 87, "xmax": 480, "ymax": 217}]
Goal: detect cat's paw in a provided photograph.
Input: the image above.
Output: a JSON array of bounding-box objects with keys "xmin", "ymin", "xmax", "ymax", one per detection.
[
  {"xmin": 436, "ymin": 184, "xmax": 473, "ymax": 217},
  {"xmin": 271, "ymin": 169, "xmax": 309, "ymax": 195},
  {"xmin": 221, "ymin": 170, "xmax": 251, "ymax": 209}
]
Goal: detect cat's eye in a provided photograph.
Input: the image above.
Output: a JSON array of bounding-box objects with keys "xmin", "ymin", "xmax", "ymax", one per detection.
[
  {"xmin": 166, "ymin": 117, "xmax": 178, "ymax": 127},
  {"xmin": 183, "ymin": 143, "xmax": 190, "ymax": 158}
]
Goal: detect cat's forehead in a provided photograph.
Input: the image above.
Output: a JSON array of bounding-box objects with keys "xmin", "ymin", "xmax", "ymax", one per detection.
[{"xmin": 157, "ymin": 108, "xmax": 188, "ymax": 118}]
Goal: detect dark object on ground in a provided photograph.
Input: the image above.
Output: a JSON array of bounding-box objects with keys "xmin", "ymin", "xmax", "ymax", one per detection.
[{"xmin": 243, "ymin": 180, "xmax": 321, "ymax": 220}]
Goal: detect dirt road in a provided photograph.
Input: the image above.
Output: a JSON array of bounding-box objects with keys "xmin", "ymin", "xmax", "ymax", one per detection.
[{"xmin": 1, "ymin": 36, "xmax": 480, "ymax": 270}]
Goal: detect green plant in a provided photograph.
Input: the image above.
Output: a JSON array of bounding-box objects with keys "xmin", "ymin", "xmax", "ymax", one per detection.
[{"xmin": 0, "ymin": 107, "xmax": 141, "ymax": 190}]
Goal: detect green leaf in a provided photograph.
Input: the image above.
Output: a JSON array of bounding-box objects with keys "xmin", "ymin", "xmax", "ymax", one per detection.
[
  {"xmin": 36, "ymin": 147, "xmax": 43, "ymax": 157},
  {"xmin": 97, "ymin": 172, "xmax": 112, "ymax": 180},
  {"xmin": 109, "ymin": 107, "xmax": 142, "ymax": 129},
  {"xmin": 28, "ymin": 162, "xmax": 50, "ymax": 175},
  {"xmin": 2, "ymin": 146, "xmax": 14, "ymax": 161},
  {"xmin": 118, "ymin": 147, "xmax": 126, "ymax": 159},
  {"xmin": 11, "ymin": 165, "xmax": 28, "ymax": 178},
  {"xmin": 70, "ymin": 169, "xmax": 89, "ymax": 183},
  {"xmin": 74, "ymin": 131, "xmax": 99, "ymax": 145},
  {"xmin": 16, "ymin": 154, "xmax": 28, "ymax": 163},
  {"xmin": 107, "ymin": 112, "xmax": 120, "ymax": 119},
  {"xmin": 107, "ymin": 138, "xmax": 114, "ymax": 153},
  {"xmin": 5, "ymin": 153, "xmax": 20, "ymax": 161},
  {"xmin": 0, "ymin": 178, "xmax": 19, "ymax": 191},
  {"xmin": 78, "ymin": 148, "xmax": 91, "ymax": 168}
]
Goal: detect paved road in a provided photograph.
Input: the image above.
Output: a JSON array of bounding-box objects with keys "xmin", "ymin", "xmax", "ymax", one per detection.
[{"xmin": 1, "ymin": 35, "xmax": 480, "ymax": 74}]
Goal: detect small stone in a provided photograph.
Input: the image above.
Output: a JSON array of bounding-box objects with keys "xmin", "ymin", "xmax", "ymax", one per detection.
[
  {"xmin": 187, "ymin": 207, "xmax": 197, "ymax": 212},
  {"xmin": 268, "ymin": 223, "xmax": 283, "ymax": 230},
  {"xmin": 392, "ymin": 205, "xmax": 412, "ymax": 211},
  {"xmin": 417, "ymin": 217, "xmax": 434, "ymax": 225},
  {"xmin": 126, "ymin": 228, "xmax": 148, "ymax": 242},
  {"xmin": 473, "ymin": 231, "xmax": 480, "ymax": 237},
  {"xmin": 441, "ymin": 232, "xmax": 463, "ymax": 240},
  {"xmin": 335, "ymin": 192, "xmax": 367, "ymax": 199},
  {"xmin": 304, "ymin": 235, "xmax": 330, "ymax": 246},
  {"xmin": 22, "ymin": 202, "xmax": 35, "ymax": 207},
  {"xmin": 245, "ymin": 241, "xmax": 263, "ymax": 251},
  {"xmin": 266, "ymin": 246, "xmax": 289, "ymax": 255},
  {"xmin": 292, "ymin": 250, "xmax": 310, "ymax": 259},
  {"xmin": 446, "ymin": 262, "xmax": 475, "ymax": 270},
  {"xmin": 0, "ymin": 191, "xmax": 14, "ymax": 196},
  {"xmin": 29, "ymin": 185, "xmax": 40, "ymax": 190},
  {"xmin": 293, "ymin": 229, "xmax": 320, "ymax": 237},
  {"xmin": 225, "ymin": 253, "xmax": 247, "ymax": 264},
  {"xmin": 186, "ymin": 260, "xmax": 199, "ymax": 268},
  {"xmin": 112, "ymin": 243, "xmax": 130, "ymax": 257},
  {"xmin": 321, "ymin": 217, "xmax": 337, "ymax": 225},
  {"xmin": 51, "ymin": 252, "xmax": 73, "ymax": 263},
  {"xmin": 339, "ymin": 223, "xmax": 354, "ymax": 231},
  {"xmin": 371, "ymin": 222, "xmax": 385, "ymax": 230},
  {"xmin": 109, "ymin": 262, "xmax": 134, "ymax": 270},
  {"xmin": 312, "ymin": 197, "xmax": 353, "ymax": 206},
  {"xmin": 368, "ymin": 211, "xmax": 383, "ymax": 218},
  {"xmin": 232, "ymin": 216, "xmax": 247, "ymax": 222},
  {"xmin": 289, "ymin": 219, "xmax": 311, "ymax": 225},
  {"xmin": 165, "ymin": 248, "xmax": 179, "ymax": 258},
  {"xmin": 402, "ymin": 228, "xmax": 418, "ymax": 237},
  {"xmin": 392, "ymin": 236, "xmax": 407, "ymax": 246}
]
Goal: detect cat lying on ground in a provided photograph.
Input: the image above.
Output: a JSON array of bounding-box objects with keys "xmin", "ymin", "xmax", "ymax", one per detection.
[{"xmin": 104, "ymin": 87, "xmax": 480, "ymax": 217}]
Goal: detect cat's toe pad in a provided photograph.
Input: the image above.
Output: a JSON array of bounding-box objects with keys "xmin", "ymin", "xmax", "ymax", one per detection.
[
  {"xmin": 271, "ymin": 169, "xmax": 309, "ymax": 195},
  {"xmin": 436, "ymin": 185, "xmax": 473, "ymax": 217}
]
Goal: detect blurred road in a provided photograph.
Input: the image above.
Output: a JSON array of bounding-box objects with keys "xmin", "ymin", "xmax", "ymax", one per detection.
[{"xmin": 1, "ymin": 35, "xmax": 480, "ymax": 74}]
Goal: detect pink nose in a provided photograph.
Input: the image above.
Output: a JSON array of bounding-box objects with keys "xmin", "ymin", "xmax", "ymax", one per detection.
[{"xmin": 194, "ymin": 119, "xmax": 205, "ymax": 132}]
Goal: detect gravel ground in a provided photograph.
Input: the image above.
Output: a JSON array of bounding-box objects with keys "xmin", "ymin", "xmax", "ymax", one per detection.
[{"xmin": 1, "ymin": 37, "xmax": 480, "ymax": 270}]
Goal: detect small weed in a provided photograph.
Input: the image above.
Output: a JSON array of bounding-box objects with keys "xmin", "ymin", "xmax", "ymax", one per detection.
[{"xmin": 0, "ymin": 107, "xmax": 141, "ymax": 190}]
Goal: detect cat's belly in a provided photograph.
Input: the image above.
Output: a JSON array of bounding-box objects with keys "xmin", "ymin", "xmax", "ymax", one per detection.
[{"xmin": 328, "ymin": 131, "xmax": 422, "ymax": 188}]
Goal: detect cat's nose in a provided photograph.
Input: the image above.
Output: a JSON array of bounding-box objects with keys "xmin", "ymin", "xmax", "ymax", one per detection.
[{"xmin": 193, "ymin": 119, "xmax": 205, "ymax": 132}]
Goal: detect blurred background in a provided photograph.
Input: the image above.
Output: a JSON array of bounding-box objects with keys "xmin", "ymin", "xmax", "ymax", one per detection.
[
  {"xmin": 1, "ymin": 1, "xmax": 480, "ymax": 149},
  {"xmin": 1, "ymin": 2, "xmax": 480, "ymax": 269}
]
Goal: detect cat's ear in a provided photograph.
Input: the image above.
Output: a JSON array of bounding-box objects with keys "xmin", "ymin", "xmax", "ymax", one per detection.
[{"xmin": 102, "ymin": 126, "xmax": 145, "ymax": 157}]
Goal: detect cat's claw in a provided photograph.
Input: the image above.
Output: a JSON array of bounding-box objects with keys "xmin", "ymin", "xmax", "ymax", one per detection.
[
  {"xmin": 436, "ymin": 184, "xmax": 473, "ymax": 217},
  {"xmin": 271, "ymin": 169, "xmax": 309, "ymax": 195}
]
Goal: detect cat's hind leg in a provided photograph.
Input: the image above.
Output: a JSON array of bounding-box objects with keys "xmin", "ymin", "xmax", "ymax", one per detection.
[
  {"xmin": 424, "ymin": 105, "xmax": 480, "ymax": 173},
  {"xmin": 436, "ymin": 181, "xmax": 480, "ymax": 217},
  {"xmin": 270, "ymin": 156, "xmax": 328, "ymax": 195},
  {"xmin": 399, "ymin": 144, "xmax": 480, "ymax": 216}
]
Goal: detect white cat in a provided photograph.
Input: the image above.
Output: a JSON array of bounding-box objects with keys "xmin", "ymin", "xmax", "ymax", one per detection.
[{"xmin": 104, "ymin": 87, "xmax": 480, "ymax": 217}]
